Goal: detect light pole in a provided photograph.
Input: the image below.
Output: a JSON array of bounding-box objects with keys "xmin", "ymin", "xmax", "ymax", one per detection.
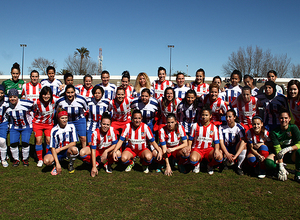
[
  {"xmin": 20, "ymin": 44, "xmax": 27, "ymax": 80},
  {"xmin": 168, "ymin": 45, "xmax": 174, "ymax": 80},
  {"xmin": 186, "ymin": 65, "xmax": 188, "ymax": 76}
]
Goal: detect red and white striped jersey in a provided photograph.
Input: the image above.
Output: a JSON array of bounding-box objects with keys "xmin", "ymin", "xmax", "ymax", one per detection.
[
  {"xmin": 157, "ymin": 97, "xmax": 181, "ymax": 125},
  {"xmin": 200, "ymin": 94, "xmax": 228, "ymax": 124},
  {"xmin": 120, "ymin": 122, "xmax": 155, "ymax": 151},
  {"xmin": 190, "ymin": 82, "xmax": 209, "ymax": 97},
  {"xmin": 159, "ymin": 124, "xmax": 187, "ymax": 148},
  {"xmin": 21, "ymin": 82, "xmax": 42, "ymax": 102},
  {"xmin": 152, "ymin": 80, "xmax": 173, "ymax": 99},
  {"xmin": 91, "ymin": 127, "xmax": 118, "ymax": 150},
  {"xmin": 246, "ymin": 128, "xmax": 270, "ymax": 145},
  {"xmin": 189, "ymin": 122, "xmax": 220, "ymax": 149},
  {"xmin": 33, "ymin": 99, "xmax": 56, "ymax": 125},
  {"xmin": 76, "ymin": 84, "xmax": 93, "ymax": 99},
  {"xmin": 124, "ymin": 85, "xmax": 134, "ymax": 98},
  {"xmin": 108, "ymin": 97, "xmax": 133, "ymax": 122},
  {"xmin": 289, "ymin": 99, "xmax": 300, "ymax": 128},
  {"xmin": 231, "ymin": 96, "xmax": 257, "ymax": 125}
]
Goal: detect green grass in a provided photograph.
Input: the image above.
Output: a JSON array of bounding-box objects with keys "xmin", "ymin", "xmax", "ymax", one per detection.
[{"xmin": 0, "ymin": 152, "xmax": 299, "ymax": 220}]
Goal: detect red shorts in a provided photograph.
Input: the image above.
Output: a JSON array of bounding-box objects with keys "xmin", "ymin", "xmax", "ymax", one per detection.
[
  {"xmin": 111, "ymin": 120, "xmax": 130, "ymax": 135},
  {"xmin": 124, "ymin": 147, "xmax": 148, "ymax": 158},
  {"xmin": 191, "ymin": 147, "xmax": 213, "ymax": 161},
  {"xmin": 167, "ymin": 149, "xmax": 179, "ymax": 158},
  {"xmin": 33, "ymin": 123, "xmax": 53, "ymax": 137}
]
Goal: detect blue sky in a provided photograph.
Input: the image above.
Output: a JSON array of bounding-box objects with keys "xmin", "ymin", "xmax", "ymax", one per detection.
[{"xmin": 1, "ymin": 0, "xmax": 299, "ymax": 77}]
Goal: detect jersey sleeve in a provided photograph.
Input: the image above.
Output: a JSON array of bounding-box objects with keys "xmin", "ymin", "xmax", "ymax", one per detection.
[
  {"xmin": 119, "ymin": 124, "xmax": 129, "ymax": 141},
  {"xmin": 270, "ymin": 130, "xmax": 281, "ymax": 154},
  {"xmin": 246, "ymin": 130, "xmax": 253, "ymax": 144},
  {"xmin": 111, "ymin": 128, "xmax": 118, "ymax": 145},
  {"xmin": 291, "ymin": 125, "xmax": 300, "ymax": 149},
  {"xmin": 49, "ymin": 128, "xmax": 57, "ymax": 149},
  {"xmin": 179, "ymin": 125, "xmax": 187, "ymax": 141},
  {"xmin": 70, "ymin": 124, "xmax": 78, "ymax": 143},
  {"xmin": 189, "ymin": 123, "xmax": 197, "ymax": 141},
  {"xmin": 213, "ymin": 125, "xmax": 220, "ymax": 144},
  {"xmin": 158, "ymin": 128, "xmax": 166, "ymax": 146},
  {"xmin": 146, "ymin": 124, "xmax": 155, "ymax": 142},
  {"xmin": 91, "ymin": 130, "xmax": 98, "ymax": 149}
]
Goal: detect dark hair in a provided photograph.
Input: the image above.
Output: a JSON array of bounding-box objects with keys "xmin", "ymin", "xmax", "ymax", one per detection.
[
  {"xmin": 242, "ymin": 85, "xmax": 252, "ymax": 92},
  {"xmin": 213, "ymin": 76, "xmax": 222, "ymax": 82},
  {"xmin": 39, "ymin": 86, "xmax": 53, "ymax": 103},
  {"xmin": 209, "ymin": 82, "xmax": 219, "ymax": 91},
  {"xmin": 226, "ymin": 109, "xmax": 237, "ymax": 118},
  {"xmin": 11, "ymin": 62, "xmax": 20, "ymax": 73},
  {"xmin": 46, "ymin": 66, "xmax": 56, "ymax": 74},
  {"xmin": 267, "ymin": 70, "xmax": 277, "ymax": 77},
  {"xmin": 279, "ymin": 108, "xmax": 290, "ymax": 117},
  {"xmin": 56, "ymin": 107, "xmax": 68, "ymax": 120},
  {"xmin": 132, "ymin": 109, "xmax": 142, "ymax": 118},
  {"xmin": 231, "ymin": 70, "xmax": 242, "ymax": 82},
  {"xmin": 101, "ymin": 70, "xmax": 110, "ymax": 77},
  {"xmin": 141, "ymin": 88, "xmax": 151, "ymax": 96},
  {"xmin": 158, "ymin": 66, "xmax": 166, "ymax": 75},
  {"xmin": 252, "ymin": 115, "xmax": 265, "ymax": 138},
  {"xmin": 30, "ymin": 70, "xmax": 39, "ymax": 77},
  {"xmin": 196, "ymin": 68, "xmax": 205, "ymax": 76},
  {"xmin": 176, "ymin": 72, "xmax": 185, "ymax": 79},
  {"xmin": 116, "ymin": 86, "xmax": 125, "ymax": 94},
  {"xmin": 182, "ymin": 89, "xmax": 197, "ymax": 110},
  {"xmin": 92, "ymin": 85, "xmax": 104, "ymax": 96},
  {"xmin": 122, "ymin": 71, "xmax": 130, "ymax": 81},
  {"xmin": 166, "ymin": 113, "xmax": 178, "ymax": 131},
  {"xmin": 163, "ymin": 87, "xmax": 175, "ymax": 111},
  {"xmin": 65, "ymin": 84, "xmax": 76, "ymax": 94},
  {"xmin": 201, "ymin": 104, "xmax": 212, "ymax": 115},
  {"xmin": 64, "ymin": 72, "xmax": 73, "ymax": 81},
  {"xmin": 244, "ymin": 74, "xmax": 256, "ymax": 86},
  {"xmin": 287, "ymin": 80, "xmax": 300, "ymax": 101},
  {"xmin": 101, "ymin": 112, "xmax": 112, "ymax": 123},
  {"xmin": 83, "ymin": 74, "xmax": 93, "ymax": 82}
]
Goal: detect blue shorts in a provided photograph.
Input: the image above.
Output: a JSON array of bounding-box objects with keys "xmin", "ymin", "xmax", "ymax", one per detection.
[
  {"xmin": 0, "ymin": 122, "xmax": 8, "ymax": 139},
  {"xmin": 46, "ymin": 149, "xmax": 68, "ymax": 161},
  {"xmin": 10, "ymin": 127, "xmax": 33, "ymax": 144},
  {"xmin": 87, "ymin": 130, "xmax": 93, "ymax": 143},
  {"xmin": 226, "ymin": 145, "xmax": 237, "ymax": 155},
  {"xmin": 69, "ymin": 118, "xmax": 87, "ymax": 137}
]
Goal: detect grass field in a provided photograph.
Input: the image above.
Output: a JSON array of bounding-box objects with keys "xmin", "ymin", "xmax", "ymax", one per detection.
[{"xmin": 0, "ymin": 147, "xmax": 299, "ymax": 220}]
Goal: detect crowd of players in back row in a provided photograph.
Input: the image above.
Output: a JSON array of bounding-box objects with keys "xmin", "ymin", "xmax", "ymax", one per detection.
[{"xmin": 0, "ymin": 62, "xmax": 300, "ymax": 182}]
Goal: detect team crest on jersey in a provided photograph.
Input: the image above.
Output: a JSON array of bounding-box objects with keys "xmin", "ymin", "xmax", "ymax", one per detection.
[
  {"xmin": 19, "ymin": 84, "xmax": 22, "ymax": 89},
  {"xmin": 107, "ymin": 135, "xmax": 111, "ymax": 140},
  {"xmin": 286, "ymin": 132, "xmax": 292, "ymax": 137},
  {"xmin": 210, "ymin": 130, "xmax": 214, "ymax": 136},
  {"xmin": 141, "ymin": 132, "xmax": 145, "ymax": 138}
]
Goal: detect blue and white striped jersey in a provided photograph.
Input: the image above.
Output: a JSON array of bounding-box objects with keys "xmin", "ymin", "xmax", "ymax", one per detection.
[
  {"xmin": 256, "ymin": 92, "xmax": 289, "ymax": 127},
  {"xmin": 55, "ymin": 95, "xmax": 88, "ymax": 122},
  {"xmin": 174, "ymin": 85, "xmax": 190, "ymax": 100},
  {"xmin": 177, "ymin": 101, "xmax": 198, "ymax": 135},
  {"xmin": 6, "ymin": 99, "xmax": 34, "ymax": 129},
  {"xmin": 86, "ymin": 97, "xmax": 110, "ymax": 131},
  {"xmin": 219, "ymin": 123, "xmax": 245, "ymax": 148},
  {"xmin": 49, "ymin": 123, "xmax": 78, "ymax": 149},
  {"xmin": 41, "ymin": 78, "xmax": 62, "ymax": 97},
  {"xmin": 131, "ymin": 97, "xmax": 158, "ymax": 125},
  {"xmin": 0, "ymin": 97, "xmax": 9, "ymax": 123},
  {"xmin": 97, "ymin": 83, "xmax": 117, "ymax": 100}
]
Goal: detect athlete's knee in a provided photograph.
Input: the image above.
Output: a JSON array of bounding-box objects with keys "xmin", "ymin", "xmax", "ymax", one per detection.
[{"xmin": 265, "ymin": 158, "xmax": 278, "ymax": 170}]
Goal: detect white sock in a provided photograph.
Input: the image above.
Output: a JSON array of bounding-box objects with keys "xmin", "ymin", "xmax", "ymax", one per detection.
[
  {"xmin": 10, "ymin": 147, "xmax": 19, "ymax": 161},
  {"xmin": 0, "ymin": 138, "xmax": 7, "ymax": 161},
  {"xmin": 237, "ymin": 150, "xmax": 247, "ymax": 169},
  {"xmin": 22, "ymin": 146, "xmax": 30, "ymax": 160}
]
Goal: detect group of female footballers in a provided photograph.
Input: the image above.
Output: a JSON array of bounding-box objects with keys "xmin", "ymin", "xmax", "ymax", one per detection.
[{"xmin": 1, "ymin": 62, "xmax": 300, "ymax": 183}]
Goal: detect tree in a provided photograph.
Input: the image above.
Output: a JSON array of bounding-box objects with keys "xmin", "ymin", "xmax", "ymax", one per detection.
[
  {"xmin": 222, "ymin": 46, "xmax": 291, "ymax": 77},
  {"xmin": 291, "ymin": 64, "xmax": 300, "ymax": 78},
  {"xmin": 29, "ymin": 57, "xmax": 57, "ymax": 75},
  {"xmin": 57, "ymin": 69, "xmax": 70, "ymax": 75},
  {"xmin": 64, "ymin": 55, "xmax": 97, "ymax": 75},
  {"xmin": 74, "ymin": 47, "xmax": 90, "ymax": 75}
]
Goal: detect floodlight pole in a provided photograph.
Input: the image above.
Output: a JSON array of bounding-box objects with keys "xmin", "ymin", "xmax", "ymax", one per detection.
[
  {"xmin": 168, "ymin": 45, "xmax": 174, "ymax": 81},
  {"xmin": 20, "ymin": 44, "xmax": 27, "ymax": 80}
]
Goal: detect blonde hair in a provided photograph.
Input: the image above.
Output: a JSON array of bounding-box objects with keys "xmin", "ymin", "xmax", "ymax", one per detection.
[{"xmin": 134, "ymin": 72, "xmax": 151, "ymax": 93}]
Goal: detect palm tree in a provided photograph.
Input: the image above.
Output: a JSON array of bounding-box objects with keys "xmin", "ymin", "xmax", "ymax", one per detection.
[{"xmin": 74, "ymin": 47, "xmax": 90, "ymax": 75}]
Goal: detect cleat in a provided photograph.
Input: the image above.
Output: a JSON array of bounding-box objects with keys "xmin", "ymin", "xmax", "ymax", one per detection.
[
  {"xmin": 156, "ymin": 164, "xmax": 163, "ymax": 173},
  {"xmin": 68, "ymin": 163, "xmax": 75, "ymax": 174},
  {"xmin": 37, "ymin": 160, "xmax": 43, "ymax": 168},
  {"xmin": 258, "ymin": 169, "xmax": 266, "ymax": 179},
  {"xmin": 236, "ymin": 167, "xmax": 244, "ymax": 176},
  {"xmin": 13, "ymin": 160, "xmax": 20, "ymax": 167},
  {"xmin": 96, "ymin": 161, "xmax": 99, "ymax": 168},
  {"xmin": 294, "ymin": 175, "xmax": 300, "ymax": 183},
  {"xmin": 125, "ymin": 161, "xmax": 134, "ymax": 172},
  {"xmin": 2, "ymin": 160, "xmax": 8, "ymax": 168},
  {"xmin": 193, "ymin": 163, "xmax": 200, "ymax": 173},
  {"xmin": 51, "ymin": 167, "xmax": 58, "ymax": 175},
  {"xmin": 22, "ymin": 160, "xmax": 29, "ymax": 167},
  {"xmin": 143, "ymin": 165, "xmax": 149, "ymax": 174},
  {"xmin": 178, "ymin": 164, "xmax": 186, "ymax": 174},
  {"xmin": 207, "ymin": 165, "xmax": 214, "ymax": 175},
  {"xmin": 105, "ymin": 164, "xmax": 112, "ymax": 174}
]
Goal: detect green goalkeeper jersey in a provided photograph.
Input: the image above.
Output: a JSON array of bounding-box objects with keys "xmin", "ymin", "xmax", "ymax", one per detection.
[
  {"xmin": 2, "ymin": 79, "xmax": 24, "ymax": 98},
  {"xmin": 270, "ymin": 124, "xmax": 300, "ymax": 154}
]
